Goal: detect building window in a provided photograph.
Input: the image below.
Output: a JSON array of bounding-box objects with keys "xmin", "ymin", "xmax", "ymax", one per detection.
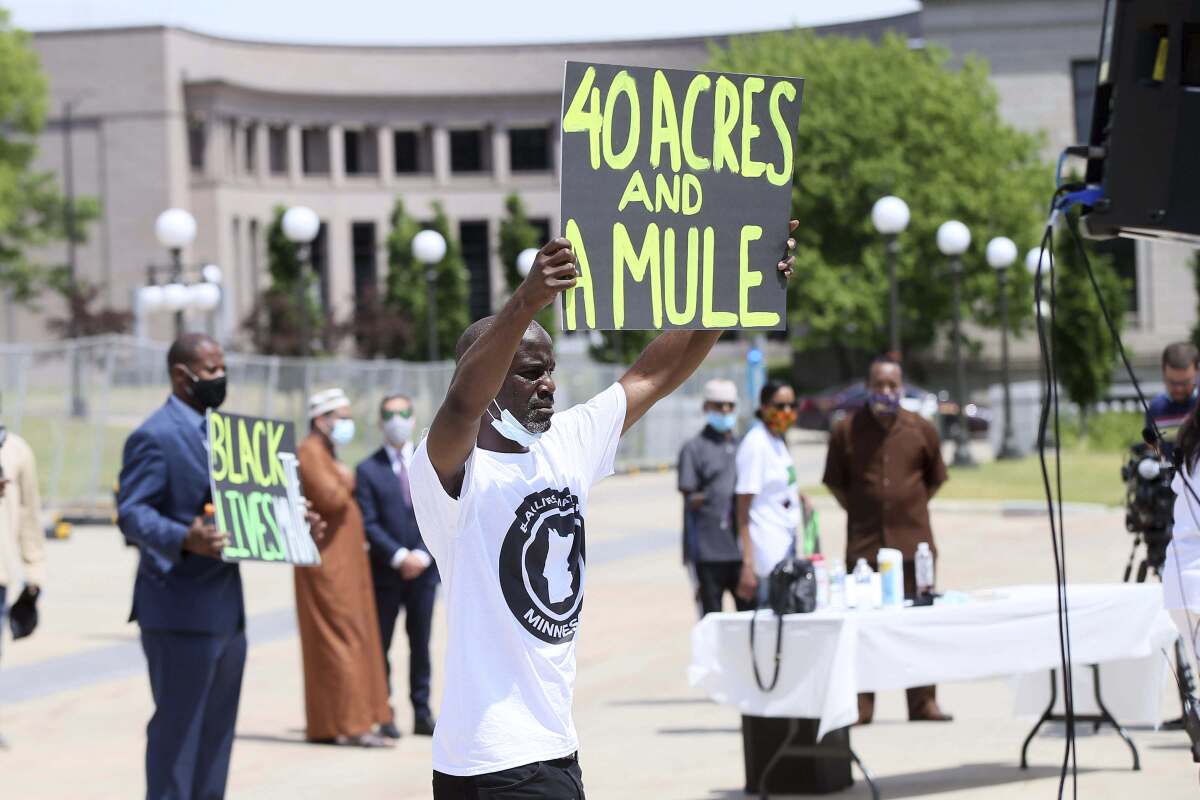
[
  {"xmin": 312, "ymin": 221, "xmax": 330, "ymax": 315},
  {"xmin": 188, "ymin": 119, "xmax": 206, "ymax": 172},
  {"xmin": 1094, "ymin": 237, "xmax": 1139, "ymax": 315},
  {"xmin": 459, "ymin": 220, "xmax": 491, "ymax": 321},
  {"xmin": 351, "ymin": 221, "xmax": 378, "ymax": 307},
  {"xmin": 530, "ymin": 218, "xmax": 552, "ymax": 247},
  {"xmin": 268, "ymin": 126, "xmax": 288, "ymax": 175},
  {"xmin": 450, "ymin": 129, "xmax": 488, "ymax": 173},
  {"xmin": 1071, "ymin": 59, "xmax": 1098, "ymax": 145},
  {"xmin": 243, "ymin": 124, "xmax": 257, "ymax": 174},
  {"xmin": 393, "ymin": 129, "xmax": 426, "ymax": 174},
  {"xmin": 344, "ymin": 128, "xmax": 379, "ymax": 176},
  {"xmin": 509, "ymin": 126, "xmax": 551, "ymax": 172},
  {"xmin": 301, "ymin": 127, "xmax": 331, "ymax": 175}
]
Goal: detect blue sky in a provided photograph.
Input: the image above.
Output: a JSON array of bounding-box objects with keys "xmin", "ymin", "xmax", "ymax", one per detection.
[{"xmin": 3, "ymin": 0, "xmax": 921, "ymax": 45}]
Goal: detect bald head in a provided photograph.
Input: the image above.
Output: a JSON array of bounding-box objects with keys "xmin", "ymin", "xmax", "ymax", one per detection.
[
  {"xmin": 455, "ymin": 316, "xmax": 550, "ymax": 362},
  {"xmin": 167, "ymin": 332, "xmax": 219, "ymax": 373}
]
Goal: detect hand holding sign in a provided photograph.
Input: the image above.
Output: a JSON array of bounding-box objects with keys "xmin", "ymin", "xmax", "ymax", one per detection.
[
  {"xmin": 515, "ymin": 237, "xmax": 579, "ymax": 312},
  {"xmin": 184, "ymin": 514, "xmax": 229, "ymax": 558}
]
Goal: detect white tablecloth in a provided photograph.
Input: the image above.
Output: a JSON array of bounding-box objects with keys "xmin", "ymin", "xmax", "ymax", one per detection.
[{"xmin": 688, "ymin": 584, "xmax": 1178, "ymax": 740}]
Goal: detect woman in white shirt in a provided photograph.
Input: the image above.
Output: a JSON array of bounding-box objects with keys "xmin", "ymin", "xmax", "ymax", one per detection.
[
  {"xmin": 734, "ymin": 380, "xmax": 804, "ymax": 604},
  {"xmin": 1166, "ymin": 415, "xmax": 1200, "ymax": 677}
]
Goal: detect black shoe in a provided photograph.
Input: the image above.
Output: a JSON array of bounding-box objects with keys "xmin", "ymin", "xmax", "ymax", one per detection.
[
  {"xmin": 414, "ymin": 714, "xmax": 436, "ymax": 736},
  {"xmin": 379, "ymin": 722, "xmax": 402, "ymax": 740}
]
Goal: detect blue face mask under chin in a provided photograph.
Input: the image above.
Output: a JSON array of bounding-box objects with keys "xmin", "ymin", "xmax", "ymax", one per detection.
[
  {"xmin": 707, "ymin": 411, "xmax": 738, "ymax": 433},
  {"xmin": 488, "ymin": 400, "xmax": 543, "ymax": 448}
]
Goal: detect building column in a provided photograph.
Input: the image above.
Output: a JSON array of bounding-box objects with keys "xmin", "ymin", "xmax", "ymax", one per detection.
[
  {"xmin": 255, "ymin": 123, "xmax": 269, "ymax": 182},
  {"xmin": 492, "ymin": 124, "xmax": 510, "ymax": 184},
  {"xmin": 204, "ymin": 116, "xmax": 226, "ymax": 180},
  {"xmin": 330, "ymin": 124, "xmax": 345, "ymax": 186},
  {"xmin": 287, "ymin": 123, "xmax": 302, "ymax": 184},
  {"xmin": 432, "ymin": 124, "xmax": 450, "ymax": 187},
  {"xmin": 378, "ymin": 126, "xmax": 394, "ymax": 188}
]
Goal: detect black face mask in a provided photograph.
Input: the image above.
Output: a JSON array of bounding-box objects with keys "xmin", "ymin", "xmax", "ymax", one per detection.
[{"xmin": 184, "ymin": 369, "xmax": 227, "ymax": 410}]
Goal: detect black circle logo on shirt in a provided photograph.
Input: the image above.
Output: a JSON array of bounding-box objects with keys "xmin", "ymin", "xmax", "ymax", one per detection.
[{"xmin": 498, "ymin": 487, "xmax": 586, "ymax": 644}]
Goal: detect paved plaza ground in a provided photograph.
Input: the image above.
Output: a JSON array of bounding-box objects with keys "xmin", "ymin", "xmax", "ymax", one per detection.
[{"xmin": 2, "ymin": 454, "xmax": 1199, "ymax": 798}]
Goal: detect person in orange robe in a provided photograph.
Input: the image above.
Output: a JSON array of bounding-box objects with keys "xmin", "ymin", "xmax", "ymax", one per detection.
[{"xmin": 296, "ymin": 387, "xmax": 394, "ymax": 747}]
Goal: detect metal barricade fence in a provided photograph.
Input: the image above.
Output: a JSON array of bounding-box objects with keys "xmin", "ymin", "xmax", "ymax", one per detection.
[{"xmin": 0, "ymin": 336, "xmax": 744, "ymax": 515}]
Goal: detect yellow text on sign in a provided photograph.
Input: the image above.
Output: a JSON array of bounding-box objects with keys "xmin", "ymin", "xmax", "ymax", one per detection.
[{"xmin": 209, "ymin": 413, "xmax": 289, "ymax": 488}]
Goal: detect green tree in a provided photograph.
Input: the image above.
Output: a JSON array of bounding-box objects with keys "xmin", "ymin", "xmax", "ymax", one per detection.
[
  {"xmin": 497, "ymin": 193, "xmax": 556, "ymax": 337},
  {"xmin": 706, "ymin": 31, "xmax": 1049, "ymax": 369},
  {"xmin": 384, "ymin": 199, "xmax": 468, "ymax": 361},
  {"xmin": 243, "ymin": 206, "xmax": 323, "ymax": 355},
  {"xmin": 1051, "ymin": 215, "xmax": 1126, "ymax": 429},
  {"xmin": 0, "ymin": 10, "xmax": 99, "ymax": 312}
]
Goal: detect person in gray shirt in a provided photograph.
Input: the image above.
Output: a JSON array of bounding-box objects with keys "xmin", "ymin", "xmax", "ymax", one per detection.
[{"xmin": 678, "ymin": 379, "xmax": 752, "ymax": 616}]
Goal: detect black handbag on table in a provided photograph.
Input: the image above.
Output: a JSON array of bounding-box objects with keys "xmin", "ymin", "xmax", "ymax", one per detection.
[{"xmin": 750, "ymin": 557, "xmax": 816, "ymax": 691}]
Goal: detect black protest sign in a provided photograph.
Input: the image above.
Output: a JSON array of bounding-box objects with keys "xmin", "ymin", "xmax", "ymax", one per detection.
[
  {"xmin": 559, "ymin": 61, "xmax": 803, "ymax": 331},
  {"xmin": 206, "ymin": 410, "xmax": 320, "ymax": 566}
]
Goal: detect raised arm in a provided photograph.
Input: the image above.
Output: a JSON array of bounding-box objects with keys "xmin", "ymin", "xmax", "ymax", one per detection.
[
  {"xmin": 426, "ymin": 238, "xmax": 578, "ymax": 494},
  {"xmin": 619, "ymin": 220, "xmax": 798, "ymax": 434}
]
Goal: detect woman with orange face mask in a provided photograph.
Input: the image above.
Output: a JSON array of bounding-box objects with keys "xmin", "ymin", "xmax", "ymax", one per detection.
[{"xmin": 733, "ymin": 380, "xmax": 806, "ymax": 605}]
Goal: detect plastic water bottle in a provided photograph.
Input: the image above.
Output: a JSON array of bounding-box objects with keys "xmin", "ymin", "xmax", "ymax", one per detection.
[
  {"xmin": 812, "ymin": 554, "xmax": 829, "ymax": 610},
  {"xmin": 853, "ymin": 558, "xmax": 874, "ymax": 610},
  {"xmin": 915, "ymin": 542, "xmax": 935, "ymax": 600},
  {"xmin": 828, "ymin": 558, "xmax": 847, "ymax": 610}
]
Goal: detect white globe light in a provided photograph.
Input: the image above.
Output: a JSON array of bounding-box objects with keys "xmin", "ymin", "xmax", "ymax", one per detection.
[
  {"xmin": 282, "ymin": 206, "xmax": 320, "ymax": 244},
  {"xmin": 1025, "ymin": 247, "xmax": 1052, "ymax": 275},
  {"xmin": 936, "ymin": 220, "xmax": 971, "ymax": 256},
  {"xmin": 138, "ymin": 285, "xmax": 165, "ymax": 313},
  {"xmin": 201, "ymin": 263, "xmax": 223, "ymax": 285},
  {"xmin": 188, "ymin": 281, "xmax": 221, "ymax": 312},
  {"xmin": 1138, "ymin": 458, "xmax": 1162, "ymax": 480},
  {"xmin": 871, "ymin": 195, "xmax": 910, "ymax": 235},
  {"xmin": 516, "ymin": 247, "xmax": 538, "ymax": 277},
  {"xmin": 155, "ymin": 208, "xmax": 197, "ymax": 250},
  {"xmin": 985, "ymin": 236, "xmax": 1018, "ymax": 269},
  {"xmin": 412, "ymin": 229, "xmax": 447, "ymax": 264},
  {"xmin": 162, "ymin": 283, "xmax": 190, "ymax": 312}
]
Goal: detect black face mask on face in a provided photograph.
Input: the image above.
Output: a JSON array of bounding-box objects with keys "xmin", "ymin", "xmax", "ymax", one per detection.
[{"xmin": 183, "ymin": 367, "xmax": 227, "ymax": 410}]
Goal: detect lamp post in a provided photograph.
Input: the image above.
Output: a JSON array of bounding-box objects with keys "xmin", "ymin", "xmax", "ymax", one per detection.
[
  {"xmin": 871, "ymin": 195, "xmax": 910, "ymax": 358},
  {"xmin": 154, "ymin": 209, "xmax": 197, "ymax": 337},
  {"xmin": 516, "ymin": 247, "xmax": 538, "ymax": 279},
  {"xmin": 937, "ymin": 219, "xmax": 975, "ymax": 467},
  {"xmin": 412, "ymin": 229, "xmax": 448, "ymax": 361},
  {"xmin": 987, "ymin": 236, "xmax": 1020, "ymax": 460},
  {"xmin": 282, "ymin": 206, "xmax": 320, "ymax": 355}
]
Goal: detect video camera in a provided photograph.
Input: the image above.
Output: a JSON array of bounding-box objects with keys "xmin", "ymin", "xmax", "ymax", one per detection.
[{"xmin": 1121, "ymin": 442, "xmax": 1175, "ymax": 579}]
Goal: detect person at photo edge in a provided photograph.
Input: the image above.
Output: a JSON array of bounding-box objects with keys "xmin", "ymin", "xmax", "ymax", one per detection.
[
  {"xmin": 1163, "ymin": 395, "xmax": 1200, "ymax": 682},
  {"xmin": 1146, "ymin": 341, "xmax": 1199, "ymax": 451},
  {"xmin": 118, "ymin": 334, "xmax": 327, "ymax": 798},
  {"xmin": 0, "ymin": 418, "xmax": 46, "ymax": 748},
  {"xmin": 355, "ymin": 392, "xmax": 439, "ymax": 739},
  {"xmin": 296, "ymin": 388, "xmax": 394, "ymax": 748},
  {"xmin": 822, "ymin": 355, "xmax": 951, "ymax": 724},
  {"xmin": 679, "ymin": 378, "xmax": 751, "ymax": 616},
  {"xmin": 733, "ymin": 380, "xmax": 808, "ymax": 606},
  {"xmin": 410, "ymin": 220, "xmax": 798, "ymax": 798}
]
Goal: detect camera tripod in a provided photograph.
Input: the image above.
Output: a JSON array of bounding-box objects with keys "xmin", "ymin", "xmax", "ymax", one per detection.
[{"xmin": 1123, "ymin": 529, "xmax": 1199, "ymax": 730}]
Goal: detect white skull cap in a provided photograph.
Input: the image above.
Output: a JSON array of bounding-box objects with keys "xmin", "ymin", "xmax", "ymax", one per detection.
[{"xmin": 308, "ymin": 387, "xmax": 350, "ymax": 419}]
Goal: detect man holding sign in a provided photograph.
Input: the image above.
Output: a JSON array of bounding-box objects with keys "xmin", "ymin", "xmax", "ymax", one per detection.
[
  {"xmin": 413, "ymin": 60, "xmax": 802, "ymax": 787},
  {"xmin": 117, "ymin": 334, "xmax": 325, "ymax": 799}
]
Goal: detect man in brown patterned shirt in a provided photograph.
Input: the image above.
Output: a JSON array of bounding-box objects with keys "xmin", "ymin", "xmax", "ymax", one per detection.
[{"xmin": 822, "ymin": 356, "xmax": 951, "ymax": 724}]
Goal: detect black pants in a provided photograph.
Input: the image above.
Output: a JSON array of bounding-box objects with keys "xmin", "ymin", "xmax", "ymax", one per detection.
[
  {"xmin": 433, "ymin": 754, "xmax": 584, "ymax": 799},
  {"xmin": 693, "ymin": 561, "xmax": 755, "ymax": 616},
  {"xmin": 375, "ymin": 573, "xmax": 437, "ymax": 718}
]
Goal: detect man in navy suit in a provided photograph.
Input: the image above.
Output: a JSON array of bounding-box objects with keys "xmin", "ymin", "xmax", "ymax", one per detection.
[
  {"xmin": 356, "ymin": 393, "xmax": 438, "ymax": 738},
  {"xmin": 117, "ymin": 334, "xmax": 324, "ymax": 799}
]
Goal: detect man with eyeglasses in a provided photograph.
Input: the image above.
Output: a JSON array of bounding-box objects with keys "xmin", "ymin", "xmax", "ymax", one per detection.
[
  {"xmin": 1147, "ymin": 342, "xmax": 1199, "ymax": 449},
  {"xmin": 355, "ymin": 393, "xmax": 438, "ymax": 738},
  {"xmin": 678, "ymin": 379, "xmax": 750, "ymax": 617}
]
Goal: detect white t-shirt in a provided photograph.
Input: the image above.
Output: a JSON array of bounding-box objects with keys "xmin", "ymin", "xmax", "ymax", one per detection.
[
  {"xmin": 410, "ymin": 383, "xmax": 627, "ymax": 776},
  {"xmin": 1166, "ymin": 468, "xmax": 1200, "ymax": 610},
  {"xmin": 735, "ymin": 420, "xmax": 802, "ymax": 577}
]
